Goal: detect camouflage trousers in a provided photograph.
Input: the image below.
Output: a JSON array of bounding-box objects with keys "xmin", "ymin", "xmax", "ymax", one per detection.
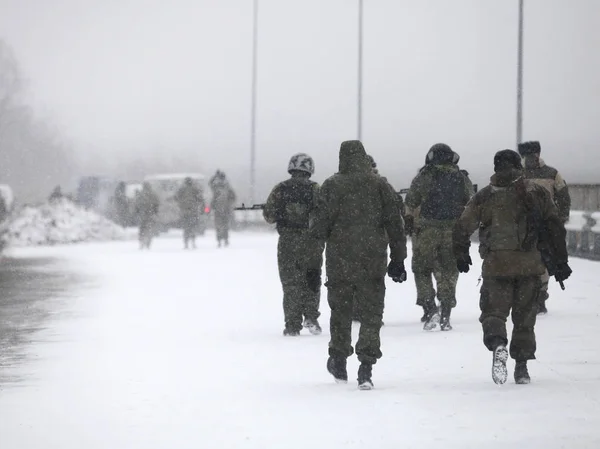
[
  {"xmin": 278, "ymin": 235, "xmax": 321, "ymax": 332},
  {"xmin": 479, "ymin": 276, "xmax": 540, "ymax": 361},
  {"xmin": 327, "ymin": 278, "xmax": 385, "ymax": 365},
  {"xmin": 214, "ymin": 214, "xmax": 230, "ymax": 243},
  {"xmin": 181, "ymin": 214, "xmax": 199, "ymax": 243},
  {"xmin": 411, "ymin": 227, "xmax": 458, "ymax": 310}
]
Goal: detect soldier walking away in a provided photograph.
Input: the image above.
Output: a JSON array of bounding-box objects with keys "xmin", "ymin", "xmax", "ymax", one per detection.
[
  {"xmin": 404, "ymin": 144, "xmax": 471, "ymax": 331},
  {"xmin": 453, "ymin": 150, "xmax": 571, "ymax": 385},
  {"xmin": 518, "ymin": 141, "xmax": 571, "ymax": 315},
  {"xmin": 310, "ymin": 140, "xmax": 407, "ymax": 390},
  {"xmin": 135, "ymin": 182, "xmax": 160, "ymax": 250},
  {"xmin": 209, "ymin": 171, "xmax": 236, "ymax": 247},
  {"xmin": 175, "ymin": 177, "xmax": 204, "ymax": 249},
  {"xmin": 263, "ymin": 153, "xmax": 324, "ymax": 337}
]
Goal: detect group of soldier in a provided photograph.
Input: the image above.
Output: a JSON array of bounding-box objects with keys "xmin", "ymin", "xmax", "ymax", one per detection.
[
  {"xmin": 131, "ymin": 171, "xmax": 237, "ymax": 250},
  {"xmin": 263, "ymin": 140, "xmax": 572, "ymax": 390}
]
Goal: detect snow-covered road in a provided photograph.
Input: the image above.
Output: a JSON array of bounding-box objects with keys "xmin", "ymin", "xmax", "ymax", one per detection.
[{"xmin": 1, "ymin": 231, "xmax": 599, "ymax": 449}]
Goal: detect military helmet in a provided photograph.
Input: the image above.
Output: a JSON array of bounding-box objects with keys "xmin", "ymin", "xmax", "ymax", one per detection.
[
  {"xmin": 426, "ymin": 143, "xmax": 454, "ymax": 164},
  {"xmin": 494, "ymin": 149, "xmax": 523, "ymax": 172},
  {"xmin": 288, "ymin": 153, "xmax": 315, "ymax": 175}
]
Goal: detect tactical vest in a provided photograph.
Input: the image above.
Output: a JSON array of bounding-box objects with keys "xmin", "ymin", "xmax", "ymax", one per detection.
[
  {"xmin": 420, "ymin": 169, "xmax": 466, "ymax": 221},
  {"xmin": 478, "ymin": 185, "xmax": 537, "ymax": 255},
  {"xmin": 276, "ymin": 180, "xmax": 315, "ymax": 230}
]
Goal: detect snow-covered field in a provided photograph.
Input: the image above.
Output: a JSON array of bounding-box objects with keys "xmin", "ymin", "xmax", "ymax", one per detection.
[{"xmin": 1, "ymin": 231, "xmax": 599, "ymax": 449}]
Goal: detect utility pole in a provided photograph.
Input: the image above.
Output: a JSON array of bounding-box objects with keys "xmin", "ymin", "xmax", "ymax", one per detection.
[
  {"xmin": 516, "ymin": 0, "xmax": 524, "ymax": 148},
  {"xmin": 250, "ymin": 0, "xmax": 258, "ymax": 205},
  {"xmin": 357, "ymin": 0, "xmax": 363, "ymax": 141}
]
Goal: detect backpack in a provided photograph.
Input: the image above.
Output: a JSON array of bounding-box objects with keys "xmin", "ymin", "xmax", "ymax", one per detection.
[
  {"xmin": 275, "ymin": 179, "xmax": 315, "ymax": 230},
  {"xmin": 420, "ymin": 167, "xmax": 467, "ymax": 220}
]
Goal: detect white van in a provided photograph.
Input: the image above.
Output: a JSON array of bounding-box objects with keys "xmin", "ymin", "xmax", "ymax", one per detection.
[{"xmin": 143, "ymin": 173, "xmax": 208, "ymax": 232}]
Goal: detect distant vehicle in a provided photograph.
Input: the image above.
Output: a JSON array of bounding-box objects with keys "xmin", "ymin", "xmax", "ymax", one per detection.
[
  {"xmin": 76, "ymin": 176, "xmax": 120, "ymax": 215},
  {"xmin": 143, "ymin": 173, "xmax": 208, "ymax": 233}
]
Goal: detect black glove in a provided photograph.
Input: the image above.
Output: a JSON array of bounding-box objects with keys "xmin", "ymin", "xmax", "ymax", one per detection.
[
  {"xmin": 306, "ymin": 269, "xmax": 322, "ymax": 293},
  {"xmin": 404, "ymin": 215, "xmax": 415, "ymax": 237},
  {"xmin": 387, "ymin": 260, "xmax": 407, "ymax": 283},
  {"xmin": 457, "ymin": 255, "xmax": 472, "ymax": 273},
  {"xmin": 554, "ymin": 262, "xmax": 572, "ymax": 283}
]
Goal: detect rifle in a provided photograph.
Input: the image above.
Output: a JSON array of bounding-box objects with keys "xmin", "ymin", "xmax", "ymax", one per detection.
[
  {"xmin": 234, "ymin": 203, "xmax": 265, "ymax": 211},
  {"xmin": 525, "ymin": 186, "xmax": 566, "ymax": 290}
]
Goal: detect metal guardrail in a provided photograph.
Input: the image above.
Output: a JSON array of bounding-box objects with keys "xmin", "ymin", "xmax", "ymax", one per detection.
[{"xmin": 566, "ymin": 211, "xmax": 600, "ymax": 261}]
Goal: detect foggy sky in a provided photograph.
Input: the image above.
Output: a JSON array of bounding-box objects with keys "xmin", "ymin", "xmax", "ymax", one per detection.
[{"xmin": 0, "ymin": 0, "xmax": 599, "ymax": 201}]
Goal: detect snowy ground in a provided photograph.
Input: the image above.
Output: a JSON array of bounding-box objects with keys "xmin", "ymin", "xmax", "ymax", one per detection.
[{"xmin": 1, "ymin": 230, "xmax": 600, "ymax": 449}]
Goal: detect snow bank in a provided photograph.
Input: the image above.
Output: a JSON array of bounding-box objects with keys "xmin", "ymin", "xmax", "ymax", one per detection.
[{"xmin": 0, "ymin": 198, "xmax": 132, "ymax": 247}]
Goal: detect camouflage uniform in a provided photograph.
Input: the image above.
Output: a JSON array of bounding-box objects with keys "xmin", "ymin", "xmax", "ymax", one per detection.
[
  {"xmin": 263, "ymin": 164, "xmax": 324, "ymax": 336},
  {"xmin": 210, "ymin": 172, "xmax": 236, "ymax": 247},
  {"xmin": 175, "ymin": 180, "xmax": 204, "ymax": 249},
  {"xmin": 453, "ymin": 150, "xmax": 570, "ymax": 384},
  {"xmin": 518, "ymin": 142, "xmax": 571, "ymax": 314},
  {"xmin": 135, "ymin": 184, "xmax": 160, "ymax": 249},
  {"xmin": 405, "ymin": 145, "xmax": 471, "ymax": 329},
  {"xmin": 310, "ymin": 141, "xmax": 407, "ymax": 387}
]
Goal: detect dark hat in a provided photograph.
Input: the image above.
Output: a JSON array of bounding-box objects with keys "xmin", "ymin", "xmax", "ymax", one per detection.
[
  {"xmin": 517, "ymin": 141, "xmax": 541, "ymax": 156},
  {"xmin": 494, "ymin": 149, "xmax": 523, "ymax": 172},
  {"xmin": 426, "ymin": 143, "xmax": 454, "ymax": 164}
]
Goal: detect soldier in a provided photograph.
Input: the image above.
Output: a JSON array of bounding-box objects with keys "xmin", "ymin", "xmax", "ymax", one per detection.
[
  {"xmin": 453, "ymin": 150, "xmax": 571, "ymax": 384},
  {"xmin": 263, "ymin": 153, "xmax": 324, "ymax": 337},
  {"xmin": 135, "ymin": 182, "xmax": 160, "ymax": 250},
  {"xmin": 175, "ymin": 177, "xmax": 204, "ymax": 249},
  {"xmin": 209, "ymin": 171, "xmax": 236, "ymax": 247},
  {"xmin": 518, "ymin": 141, "xmax": 571, "ymax": 315},
  {"xmin": 404, "ymin": 144, "xmax": 471, "ymax": 331},
  {"xmin": 310, "ymin": 140, "xmax": 407, "ymax": 390}
]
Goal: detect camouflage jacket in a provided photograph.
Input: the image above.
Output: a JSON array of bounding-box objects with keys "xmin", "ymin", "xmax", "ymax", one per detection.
[
  {"xmin": 310, "ymin": 141, "xmax": 406, "ymax": 284},
  {"xmin": 523, "ymin": 158, "xmax": 571, "ymax": 222},
  {"xmin": 453, "ymin": 168, "xmax": 568, "ymax": 277},
  {"xmin": 175, "ymin": 184, "xmax": 204, "ymax": 215}
]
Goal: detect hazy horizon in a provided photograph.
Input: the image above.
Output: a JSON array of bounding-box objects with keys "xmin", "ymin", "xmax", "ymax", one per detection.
[{"xmin": 1, "ymin": 0, "xmax": 599, "ymax": 202}]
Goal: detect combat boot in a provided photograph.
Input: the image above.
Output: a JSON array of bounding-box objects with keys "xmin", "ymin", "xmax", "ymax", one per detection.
[
  {"xmin": 440, "ymin": 304, "xmax": 453, "ymax": 331},
  {"xmin": 283, "ymin": 328, "xmax": 300, "ymax": 337},
  {"xmin": 303, "ymin": 318, "xmax": 322, "ymax": 336},
  {"xmin": 420, "ymin": 307, "xmax": 428, "ymax": 323},
  {"xmin": 514, "ymin": 361, "xmax": 531, "ymax": 384},
  {"xmin": 423, "ymin": 304, "xmax": 440, "ymax": 331},
  {"xmin": 357, "ymin": 363, "xmax": 373, "ymax": 390},
  {"xmin": 491, "ymin": 343, "xmax": 509, "ymax": 385},
  {"xmin": 327, "ymin": 357, "xmax": 348, "ymax": 383}
]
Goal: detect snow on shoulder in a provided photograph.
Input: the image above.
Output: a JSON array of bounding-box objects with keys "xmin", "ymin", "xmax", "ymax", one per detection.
[{"xmin": 0, "ymin": 198, "xmax": 131, "ymax": 247}]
